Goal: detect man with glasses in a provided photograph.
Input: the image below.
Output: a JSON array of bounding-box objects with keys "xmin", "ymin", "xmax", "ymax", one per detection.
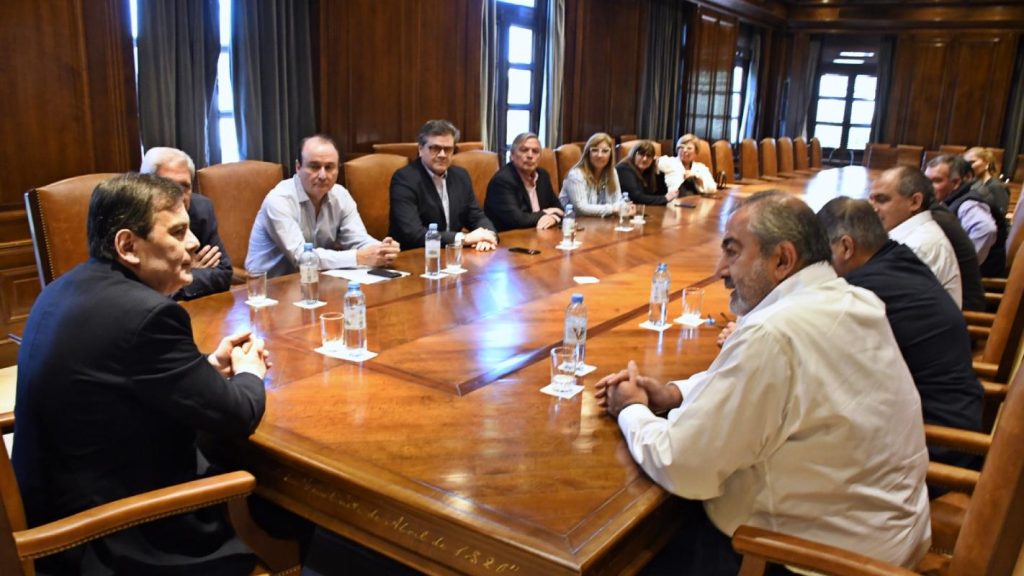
[
  {"xmin": 484, "ymin": 131, "xmax": 563, "ymax": 231},
  {"xmin": 246, "ymin": 134, "xmax": 400, "ymax": 277},
  {"xmin": 389, "ymin": 119, "xmax": 498, "ymax": 249}
]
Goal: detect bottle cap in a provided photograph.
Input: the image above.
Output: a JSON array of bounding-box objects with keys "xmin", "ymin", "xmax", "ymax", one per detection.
[
  {"xmin": 657, "ymin": 262, "xmax": 667, "ymax": 271},
  {"xmin": 565, "ymin": 204, "xmax": 573, "ymax": 211},
  {"xmin": 571, "ymin": 293, "xmax": 583, "ymax": 304},
  {"xmin": 429, "ymin": 223, "xmax": 438, "ymax": 231},
  {"xmin": 348, "ymin": 282, "xmax": 360, "ymax": 290},
  {"xmin": 304, "ymin": 242, "xmax": 314, "ymax": 251}
]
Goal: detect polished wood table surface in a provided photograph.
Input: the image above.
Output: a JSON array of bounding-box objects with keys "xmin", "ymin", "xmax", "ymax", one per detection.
[{"xmin": 185, "ymin": 167, "xmax": 870, "ymax": 575}]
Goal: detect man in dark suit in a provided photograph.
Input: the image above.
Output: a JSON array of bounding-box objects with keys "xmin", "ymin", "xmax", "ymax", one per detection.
[
  {"xmin": 388, "ymin": 119, "xmax": 498, "ymax": 249},
  {"xmin": 484, "ymin": 132, "xmax": 563, "ymax": 231},
  {"xmin": 142, "ymin": 146, "xmax": 233, "ymax": 300},
  {"xmin": 13, "ymin": 173, "xmax": 270, "ymax": 574}
]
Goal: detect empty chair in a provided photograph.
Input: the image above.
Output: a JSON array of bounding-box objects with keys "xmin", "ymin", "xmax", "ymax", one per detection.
[
  {"xmin": 712, "ymin": 140, "xmax": 762, "ymax": 186},
  {"xmin": 809, "ymin": 137, "xmax": 823, "ymax": 171},
  {"xmin": 864, "ymin": 143, "xmax": 899, "ymax": 170},
  {"xmin": 371, "ymin": 142, "xmax": 419, "ymax": 162},
  {"xmin": 455, "ymin": 141, "xmax": 484, "ymax": 153},
  {"xmin": 793, "ymin": 137, "xmax": 814, "ymax": 173},
  {"xmin": 555, "ymin": 144, "xmax": 582, "ymax": 187},
  {"xmin": 739, "ymin": 138, "xmax": 769, "ymax": 182},
  {"xmin": 342, "ymin": 153, "xmax": 409, "ymax": 240},
  {"xmin": 939, "ymin": 144, "xmax": 967, "ymax": 155},
  {"xmin": 776, "ymin": 137, "xmax": 798, "ymax": 177},
  {"xmin": 757, "ymin": 138, "xmax": 788, "ymax": 181},
  {"xmin": 538, "ymin": 148, "xmax": 560, "ymax": 195},
  {"xmin": 695, "ymin": 139, "xmax": 714, "ymax": 171},
  {"xmin": 896, "ymin": 145, "xmax": 924, "ymax": 168},
  {"xmin": 196, "ymin": 160, "xmax": 284, "ymax": 283},
  {"xmin": 450, "ymin": 150, "xmax": 500, "ymax": 208},
  {"xmin": 25, "ymin": 173, "xmax": 119, "ymax": 287}
]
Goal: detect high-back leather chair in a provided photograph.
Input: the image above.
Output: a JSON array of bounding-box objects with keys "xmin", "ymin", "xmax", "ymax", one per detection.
[
  {"xmin": 451, "ymin": 150, "xmax": 500, "ymax": 208},
  {"xmin": 896, "ymin": 144, "xmax": 924, "ymax": 168},
  {"xmin": 196, "ymin": 160, "xmax": 284, "ymax": 282},
  {"xmin": 757, "ymin": 138, "xmax": 787, "ymax": 181},
  {"xmin": 940, "ymin": 144, "xmax": 967, "ymax": 155},
  {"xmin": 456, "ymin": 141, "xmax": 484, "ymax": 154},
  {"xmin": 25, "ymin": 173, "xmax": 119, "ymax": 288},
  {"xmin": 696, "ymin": 139, "xmax": 714, "ymax": 171},
  {"xmin": 864, "ymin": 143, "xmax": 899, "ymax": 170},
  {"xmin": 619, "ymin": 140, "xmax": 662, "ymax": 160},
  {"xmin": 618, "ymin": 133, "xmax": 638, "ymax": 143},
  {"xmin": 555, "ymin": 144, "xmax": 582, "ymax": 187},
  {"xmin": 973, "ymin": 241, "xmax": 1024, "ymax": 387},
  {"xmin": 809, "ymin": 137, "xmax": 823, "ymax": 170},
  {"xmin": 342, "ymin": 153, "xmax": 409, "ymax": 240},
  {"xmin": 776, "ymin": 137, "xmax": 797, "ymax": 176},
  {"xmin": 0, "ymin": 411, "xmax": 299, "ymax": 575},
  {"xmin": 793, "ymin": 137, "xmax": 811, "ymax": 172},
  {"xmin": 732, "ymin": 361, "xmax": 1024, "ymax": 576},
  {"xmin": 712, "ymin": 140, "xmax": 761, "ymax": 186},
  {"xmin": 922, "ymin": 150, "xmax": 943, "ymax": 171},
  {"xmin": 739, "ymin": 138, "xmax": 764, "ymax": 182},
  {"xmin": 1011, "ymin": 155, "xmax": 1024, "ymax": 184},
  {"xmin": 371, "ymin": 143, "xmax": 419, "ymax": 162},
  {"xmin": 538, "ymin": 148, "xmax": 560, "ymax": 195}
]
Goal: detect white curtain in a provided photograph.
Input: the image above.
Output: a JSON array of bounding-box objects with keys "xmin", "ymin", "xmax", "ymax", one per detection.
[
  {"xmin": 739, "ymin": 31, "xmax": 761, "ymax": 142},
  {"xmin": 481, "ymin": 0, "xmax": 499, "ymax": 152},
  {"xmin": 539, "ymin": 0, "xmax": 564, "ymax": 147}
]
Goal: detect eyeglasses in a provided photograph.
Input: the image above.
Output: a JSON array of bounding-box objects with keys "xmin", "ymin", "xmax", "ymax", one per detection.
[
  {"xmin": 426, "ymin": 145, "xmax": 455, "ymax": 156},
  {"xmin": 590, "ymin": 147, "xmax": 612, "ymax": 155}
]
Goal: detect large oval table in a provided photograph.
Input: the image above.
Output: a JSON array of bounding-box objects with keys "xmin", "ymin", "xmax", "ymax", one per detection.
[{"xmin": 185, "ymin": 167, "xmax": 870, "ymax": 575}]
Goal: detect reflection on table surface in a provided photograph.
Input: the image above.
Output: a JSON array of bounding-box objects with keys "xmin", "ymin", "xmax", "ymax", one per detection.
[{"xmin": 186, "ymin": 166, "xmax": 869, "ymax": 575}]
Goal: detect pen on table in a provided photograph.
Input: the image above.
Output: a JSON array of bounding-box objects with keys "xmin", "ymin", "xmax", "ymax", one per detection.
[{"xmin": 720, "ymin": 312, "xmax": 732, "ymax": 323}]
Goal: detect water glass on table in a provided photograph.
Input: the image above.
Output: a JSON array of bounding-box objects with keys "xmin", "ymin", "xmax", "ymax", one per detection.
[
  {"xmin": 246, "ymin": 270, "xmax": 267, "ymax": 303},
  {"xmin": 320, "ymin": 312, "xmax": 344, "ymax": 352},
  {"xmin": 550, "ymin": 346, "xmax": 577, "ymax": 393}
]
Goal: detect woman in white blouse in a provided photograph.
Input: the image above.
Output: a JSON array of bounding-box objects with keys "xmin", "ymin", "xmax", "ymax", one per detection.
[
  {"xmin": 559, "ymin": 132, "xmax": 633, "ymax": 217},
  {"xmin": 657, "ymin": 133, "xmax": 718, "ymax": 196}
]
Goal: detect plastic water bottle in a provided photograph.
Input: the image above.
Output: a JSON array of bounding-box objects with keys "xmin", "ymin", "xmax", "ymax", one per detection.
[
  {"xmin": 425, "ymin": 223, "xmax": 441, "ymax": 277},
  {"xmin": 563, "ymin": 293, "xmax": 587, "ymax": 369},
  {"xmin": 343, "ymin": 283, "xmax": 367, "ymax": 353},
  {"xmin": 298, "ymin": 242, "xmax": 320, "ymax": 304},
  {"xmin": 561, "ymin": 204, "xmax": 576, "ymax": 246},
  {"xmin": 648, "ymin": 263, "xmax": 670, "ymax": 326},
  {"xmin": 618, "ymin": 193, "xmax": 632, "ymax": 228}
]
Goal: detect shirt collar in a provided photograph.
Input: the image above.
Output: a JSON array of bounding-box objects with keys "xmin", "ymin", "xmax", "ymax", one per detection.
[
  {"xmin": 888, "ymin": 210, "xmax": 933, "ymax": 242},
  {"xmin": 421, "ymin": 158, "xmax": 447, "ymax": 181},
  {"xmin": 291, "ymin": 174, "xmax": 314, "ymax": 204},
  {"xmin": 744, "ymin": 261, "xmax": 838, "ymax": 319}
]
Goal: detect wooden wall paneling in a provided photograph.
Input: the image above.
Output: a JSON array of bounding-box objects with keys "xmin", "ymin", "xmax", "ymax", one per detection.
[
  {"xmin": 320, "ymin": 0, "xmax": 482, "ymax": 159},
  {"xmin": 885, "ymin": 33, "xmax": 951, "ymax": 149},
  {"xmin": 943, "ymin": 33, "xmax": 1017, "ymax": 148},
  {"xmin": 685, "ymin": 8, "xmax": 738, "ymax": 142}
]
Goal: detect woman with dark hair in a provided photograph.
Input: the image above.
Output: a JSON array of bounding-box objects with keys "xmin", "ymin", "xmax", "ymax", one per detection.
[{"xmin": 616, "ymin": 140, "xmax": 677, "ymax": 205}]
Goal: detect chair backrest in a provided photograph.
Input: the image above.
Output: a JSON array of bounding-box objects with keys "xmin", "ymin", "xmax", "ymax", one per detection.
[
  {"xmin": 793, "ymin": 137, "xmax": 810, "ymax": 170},
  {"xmin": 712, "ymin": 140, "xmax": 737, "ymax": 184},
  {"xmin": 777, "ymin": 137, "xmax": 795, "ymax": 174},
  {"xmin": 456, "ymin": 141, "xmax": 484, "ymax": 153},
  {"xmin": 696, "ymin": 139, "xmax": 714, "ymax": 171},
  {"xmin": 538, "ymin": 148, "xmax": 560, "ymax": 195},
  {"xmin": 450, "ymin": 150, "xmax": 500, "ymax": 208},
  {"xmin": 980, "ymin": 240, "xmax": 1024, "ymax": 383},
  {"xmin": 940, "ymin": 144, "xmax": 967, "ymax": 155},
  {"xmin": 739, "ymin": 138, "xmax": 762, "ymax": 181},
  {"xmin": 371, "ymin": 143, "xmax": 419, "ymax": 162},
  {"xmin": 618, "ymin": 133, "xmax": 638, "ymax": 143},
  {"xmin": 196, "ymin": 160, "xmax": 284, "ymax": 277},
  {"xmin": 759, "ymin": 138, "xmax": 780, "ymax": 178},
  {"xmin": 1003, "ymin": 203, "xmax": 1024, "ymax": 277},
  {"xmin": 864, "ymin": 143, "xmax": 899, "ymax": 170},
  {"xmin": 947, "ymin": 364, "xmax": 1024, "ymax": 576},
  {"xmin": 896, "ymin": 144, "xmax": 924, "ymax": 168},
  {"xmin": 342, "ymin": 154, "xmax": 409, "ymax": 240},
  {"xmin": 555, "ymin": 144, "xmax": 582, "ymax": 186},
  {"xmin": 25, "ymin": 173, "xmax": 119, "ymax": 288},
  {"xmin": 809, "ymin": 137, "xmax": 823, "ymax": 169},
  {"xmin": 618, "ymin": 140, "xmax": 641, "ymax": 162},
  {"xmin": 1012, "ymin": 154, "xmax": 1024, "ymax": 184},
  {"xmin": 923, "ymin": 150, "xmax": 943, "ymax": 171}
]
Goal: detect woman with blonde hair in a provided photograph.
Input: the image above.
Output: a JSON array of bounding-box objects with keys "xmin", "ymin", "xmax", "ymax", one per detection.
[
  {"xmin": 964, "ymin": 147, "xmax": 1009, "ymax": 213},
  {"xmin": 559, "ymin": 132, "xmax": 631, "ymax": 217},
  {"xmin": 657, "ymin": 133, "xmax": 717, "ymax": 196},
  {"xmin": 616, "ymin": 140, "xmax": 676, "ymax": 205}
]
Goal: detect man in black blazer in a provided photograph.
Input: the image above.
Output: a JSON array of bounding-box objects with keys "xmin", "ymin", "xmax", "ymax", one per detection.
[
  {"xmin": 13, "ymin": 174, "xmax": 270, "ymax": 574},
  {"xmin": 484, "ymin": 132, "xmax": 563, "ymax": 231},
  {"xmin": 141, "ymin": 147, "xmax": 233, "ymax": 300},
  {"xmin": 388, "ymin": 119, "xmax": 498, "ymax": 249}
]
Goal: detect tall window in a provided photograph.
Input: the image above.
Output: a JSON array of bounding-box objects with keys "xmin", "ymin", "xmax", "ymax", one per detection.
[
  {"xmin": 496, "ymin": 0, "xmax": 547, "ymax": 159},
  {"xmin": 810, "ymin": 50, "xmax": 878, "ymax": 153},
  {"xmin": 729, "ymin": 45, "xmax": 751, "ymax": 145},
  {"xmin": 129, "ymin": 0, "xmax": 239, "ymax": 161}
]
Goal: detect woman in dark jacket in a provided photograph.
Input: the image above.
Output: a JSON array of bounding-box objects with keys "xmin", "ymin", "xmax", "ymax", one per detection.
[{"xmin": 615, "ymin": 140, "xmax": 675, "ymax": 205}]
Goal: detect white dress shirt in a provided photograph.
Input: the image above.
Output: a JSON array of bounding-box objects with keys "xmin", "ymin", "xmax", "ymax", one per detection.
[
  {"xmin": 245, "ymin": 175, "xmax": 380, "ymax": 277},
  {"xmin": 656, "ymin": 156, "xmax": 718, "ymax": 194},
  {"xmin": 617, "ymin": 262, "xmax": 931, "ymax": 569},
  {"xmin": 889, "ymin": 210, "xmax": 963, "ymax": 308}
]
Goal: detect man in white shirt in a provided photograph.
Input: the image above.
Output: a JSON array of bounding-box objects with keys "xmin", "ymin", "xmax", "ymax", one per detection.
[
  {"xmin": 596, "ymin": 191, "xmax": 931, "ymax": 575},
  {"xmin": 869, "ymin": 165, "xmax": 963, "ymax": 308},
  {"xmin": 246, "ymin": 134, "xmax": 400, "ymax": 277}
]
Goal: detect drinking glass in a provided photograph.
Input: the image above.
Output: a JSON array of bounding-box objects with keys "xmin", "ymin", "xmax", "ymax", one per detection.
[
  {"xmin": 550, "ymin": 346, "xmax": 577, "ymax": 393},
  {"xmin": 246, "ymin": 270, "xmax": 267, "ymax": 302},
  {"xmin": 320, "ymin": 312, "xmax": 344, "ymax": 351}
]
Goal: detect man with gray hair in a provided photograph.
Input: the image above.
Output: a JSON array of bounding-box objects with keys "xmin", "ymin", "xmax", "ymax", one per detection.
[
  {"xmin": 595, "ymin": 191, "xmax": 930, "ymax": 574},
  {"xmin": 868, "ymin": 165, "xmax": 962, "ymax": 307},
  {"xmin": 925, "ymin": 154, "xmax": 1006, "ymax": 276},
  {"xmin": 483, "ymin": 132, "xmax": 563, "ymax": 231},
  {"xmin": 141, "ymin": 146, "xmax": 233, "ymax": 299},
  {"xmin": 818, "ymin": 197, "xmax": 982, "ymax": 469}
]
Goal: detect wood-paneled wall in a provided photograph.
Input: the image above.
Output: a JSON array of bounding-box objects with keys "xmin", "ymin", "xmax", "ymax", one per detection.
[
  {"xmin": 684, "ymin": 8, "xmax": 739, "ymax": 142},
  {"xmin": 0, "ymin": 0, "xmax": 139, "ymax": 366},
  {"xmin": 883, "ymin": 31, "xmax": 1019, "ymax": 149},
  {"xmin": 317, "ymin": 0, "xmax": 482, "ymax": 158}
]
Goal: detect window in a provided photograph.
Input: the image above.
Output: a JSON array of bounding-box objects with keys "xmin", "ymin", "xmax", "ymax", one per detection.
[
  {"xmin": 129, "ymin": 0, "xmax": 239, "ymax": 162},
  {"xmin": 810, "ymin": 49, "xmax": 879, "ymax": 153},
  {"xmin": 496, "ymin": 0, "xmax": 547, "ymax": 159},
  {"xmin": 729, "ymin": 44, "xmax": 752, "ymax": 145}
]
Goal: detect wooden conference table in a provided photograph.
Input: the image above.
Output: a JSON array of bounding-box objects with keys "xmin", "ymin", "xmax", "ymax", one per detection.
[{"xmin": 185, "ymin": 167, "xmax": 871, "ymax": 575}]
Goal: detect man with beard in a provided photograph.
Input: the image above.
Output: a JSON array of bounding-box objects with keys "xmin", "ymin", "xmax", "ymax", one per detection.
[{"xmin": 595, "ymin": 191, "xmax": 930, "ymax": 575}]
